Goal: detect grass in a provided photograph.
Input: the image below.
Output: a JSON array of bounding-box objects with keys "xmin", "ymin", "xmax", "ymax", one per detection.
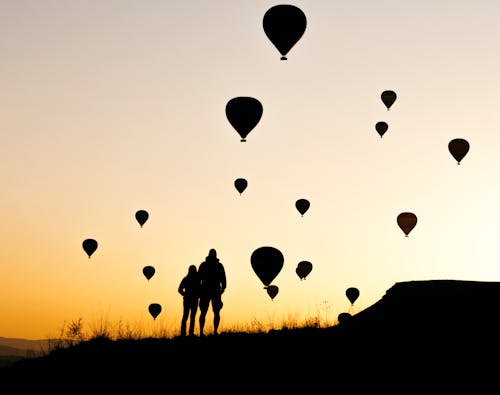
[
  {"xmin": 40, "ymin": 303, "xmax": 339, "ymax": 354},
  {"xmin": 0, "ymin": 299, "xmax": 345, "ymax": 371},
  {"xmin": 4, "ymin": 281, "xmax": 500, "ymax": 393}
]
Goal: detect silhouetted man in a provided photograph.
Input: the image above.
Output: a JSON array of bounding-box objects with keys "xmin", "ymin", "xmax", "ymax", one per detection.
[
  {"xmin": 198, "ymin": 249, "xmax": 226, "ymax": 336},
  {"xmin": 178, "ymin": 264, "xmax": 200, "ymax": 336}
]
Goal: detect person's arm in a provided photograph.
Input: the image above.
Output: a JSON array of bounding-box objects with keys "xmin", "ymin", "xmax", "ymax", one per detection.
[
  {"xmin": 220, "ymin": 265, "xmax": 226, "ymax": 293},
  {"xmin": 178, "ymin": 278, "xmax": 185, "ymax": 296}
]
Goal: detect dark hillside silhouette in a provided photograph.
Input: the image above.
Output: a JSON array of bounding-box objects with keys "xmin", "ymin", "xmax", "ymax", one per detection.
[
  {"xmin": 343, "ymin": 279, "xmax": 500, "ymax": 332},
  {"xmin": 3, "ymin": 280, "xmax": 500, "ymax": 394}
]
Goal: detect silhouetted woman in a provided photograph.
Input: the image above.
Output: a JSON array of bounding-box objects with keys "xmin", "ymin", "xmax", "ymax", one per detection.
[{"xmin": 178, "ymin": 265, "xmax": 200, "ymax": 336}]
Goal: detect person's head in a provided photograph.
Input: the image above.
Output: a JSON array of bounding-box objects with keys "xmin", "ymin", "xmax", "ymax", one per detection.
[
  {"xmin": 188, "ymin": 265, "xmax": 197, "ymax": 275},
  {"xmin": 208, "ymin": 249, "xmax": 217, "ymax": 260}
]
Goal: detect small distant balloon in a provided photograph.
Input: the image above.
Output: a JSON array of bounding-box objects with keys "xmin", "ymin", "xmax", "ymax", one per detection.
[
  {"xmin": 234, "ymin": 178, "xmax": 248, "ymax": 195},
  {"xmin": 266, "ymin": 285, "xmax": 279, "ymax": 300},
  {"xmin": 295, "ymin": 199, "xmax": 310, "ymax": 217},
  {"xmin": 448, "ymin": 138, "xmax": 470, "ymax": 165},
  {"xmin": 338, "ymin": 312, "xmax": 352, "ymax": 324},
  {"xmin": 135, "ymin": 210, "xmax": 149, "ymax": 228},
  {"xmin": 346, "ymin": 287, "xmax": 360, "ymax": 305},
  {"xmin": 381, "ymin": 90, "xmax": 397, "ymax": 110},
  {"xmin": 148, "ymin": 303, "xmax": 162, "ymax": 320},
  {"xmin": 296, "ymin": 261, "xmax": 313, "ymax": 280},
  {"xmin": 263, "ymin": 4, "xmax": 307, "ymax": 60},
  {"xmin": 225, "ymin": 97, "xmax": 263, "ymax": 142},
  {"xmin": 375, "ymin": 121, "xmax": 388, "ymax": 138},
  {"xmin": 251, "ymin": 246, "xmax": 284, "ymax": 287},
  {"xmin": 397, "ymin": 212, "xmax": 417, "ymax": 237},
  {"xmin": 82, "ymin": 238, "xmax": 98, "ymax": 259},
  {"xmin": 143, "ymin": 266, "xmax": 155, "ymax": 281}
]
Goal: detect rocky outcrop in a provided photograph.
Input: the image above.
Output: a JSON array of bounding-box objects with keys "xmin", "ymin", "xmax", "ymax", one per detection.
[{"xmin": 342, "ymin": 279, "xmax": 500, "ymax": 333}]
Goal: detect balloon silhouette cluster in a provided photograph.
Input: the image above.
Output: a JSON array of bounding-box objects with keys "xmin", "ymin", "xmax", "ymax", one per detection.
[
  {"xmin": 375, "ymin": 91, "xmax": 469, "ymax": 237},
  {"xmin": 81, "ymin": 210, "xmax": 163, "ymax": 320},
  {"xmin": 243, "ymin": 5, "xmax": 472, "ymax": 310},
  {"xmin": 226, "ymin": 6, "xmax": 311, "ymax": 218},
  {"xmin": 374, "ymin": 91, "xmax": 396, "ymax": 138},
  {"xmin": 79, "ymin": 4, "xmax": 473, "ymax": 326}
]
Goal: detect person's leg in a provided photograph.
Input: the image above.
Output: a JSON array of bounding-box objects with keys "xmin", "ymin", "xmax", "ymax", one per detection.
[
  {"xmin": 199, "ymin": 296, "xmax": 208, "ymax": 336},
  {"xmin": 213, "ymin": 309, "xmax": 220, "ymax": 335},
  {"xmin": 180, "ymin": 301, "xmax": 189, "ymax": 336},
  {"xmin": 188, "ymin": 303, "xmax": 197, "ymax": 335},
  {"xmin": 212, "ymin": 295, "xmax": 222, "ymax": 335}
]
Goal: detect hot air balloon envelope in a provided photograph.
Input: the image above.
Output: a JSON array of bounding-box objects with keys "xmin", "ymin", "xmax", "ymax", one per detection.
[
  {"xmin": 267, "ymin": 285, "xmax": 279, "ymax": 300},
  {"xmin": 143, "ymin": 266, "xmax": 155, "ymax": 281},
  {"xmin": 148, "ymin": 303, "xmax": 162, "ymax": 319},
  {"xmin": 338, "ymin": 312, "xmax": 352, "ymax": 324},
  {"xmin": 397, "ymin": 212, "xmax": 417, "ymax": 236},
  {"xmin": 225, "ymin": 97, "xmax": 263, "ymax": 142},
  {"xmin": 135, "ymin": 210, "xmax": 149, "ymax": 227},
  {"xmin": 381, "ymin": 90, "xmax": 397, "ymax": 110},
  {"xmin": 296, "ymin": 261, "xmax": 313, "ymax": 280},
  {"xmin": 295, "ymin": 199, "xmax": 310, "ymax": 216},
  {"xmin": 263, "ymin": 4, "xmax": 307, "ymax": 60},
  {"xmin": 234, "ymin": 178, "xmax": 248, "ymax": 195},
  {"xmin": 448, "ymin": 138, "xmax": 469, "ymax": 164},
  {"xmin": 251, "ymin": 246, "xmax": 284, "ymax": 287},
  {"xmin": 82, "ymin": 239, "xmax": 98, "ymax": 258},
  {"xmin": 375, "ymin": 121, "xmax": 388, "ymax": 138},
  {"xmin": 346, "ymin": 287, "xmax": 360, "ymax": 305}
]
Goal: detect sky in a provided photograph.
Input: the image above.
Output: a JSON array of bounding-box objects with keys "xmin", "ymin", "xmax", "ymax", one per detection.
[{"xmin": 2, "ymin": 0, "xmax": 500, "ymax": 340}]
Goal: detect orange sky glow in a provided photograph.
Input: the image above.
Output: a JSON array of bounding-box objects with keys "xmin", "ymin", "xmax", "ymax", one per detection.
[{"xmin": 2, "ymin": 1, "xmax": 500, "ymax": 339}]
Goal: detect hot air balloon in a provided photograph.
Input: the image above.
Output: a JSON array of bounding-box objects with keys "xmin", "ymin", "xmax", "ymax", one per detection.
[
  {"xmin": 263, "ymin": 4, "xmax": 307, "ymax": 60},
  {"xmin": 346, "ymin": 287, "xmax": 360, "ymax": 305},
  {"xmin": 337, "ymin": 312, "xmax": 352, "ymax": 324},
  {"xmin": 82, "ymin": 238, "xmax": 98, "ymax": 259},
  {"xmin": 148, "ymin": 303, "xmax": 162, "ymax": 320},
  {"xmin": 225, "ymin": 97, "xmax": 263, "ymax": 142},
  {"xmin": 375, "ymin": 121, "xmax": 388, "ymax": 138},
  {"xmin": 397, "ymin": 212, "xmax": 417, "ymax": 237},
  {"xmin": 135, "ymin": 210, "xmax": 149, "ymax": 228},
  {"xmin": 251, "ymin": 246, "xmax": 284, "ymax": 287},
  {"xmin": 143, "ymin": 266, "xmax": 155, "ymax": 281},
  {"xmin": 448, "ymin": 138, "xmax": 470, "ymax": 165},
  {"xmin": 267, "ymin": 285, "xmax": 279, "ymax": 300},
  {"xmin": 381, "ymin": 90, "xmax": 397, "ymax": 110},
  {"xmin": 296, "ymin": 261, "xmax": 312, "ymax": 280},
  {"xmin": 295, "ymin": 199, "xmax": 310, "ymax": 217},
  {"xmin": 234, "ymin": 178, "xmax": 248, "ymax": 195}
]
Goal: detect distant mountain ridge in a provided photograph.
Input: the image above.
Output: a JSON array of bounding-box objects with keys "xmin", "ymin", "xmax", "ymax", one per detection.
[
  {"xmin": 0, "ymin": 337, "xmax": 54, "ymax": 356},
  {"xmin": 0, "ymin": 345, "xmax": 26, "ymax": 357}
]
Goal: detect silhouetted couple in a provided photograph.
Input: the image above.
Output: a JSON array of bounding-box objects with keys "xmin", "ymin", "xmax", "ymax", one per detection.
[{"xmin": 178, "ymin": 248, "xmax": 226, "ymax": 336}]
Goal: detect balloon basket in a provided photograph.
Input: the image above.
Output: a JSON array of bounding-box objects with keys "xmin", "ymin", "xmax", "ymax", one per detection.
[{"xmin": 280, "ymin": 56, "xmax": 287, "ymax": 60}]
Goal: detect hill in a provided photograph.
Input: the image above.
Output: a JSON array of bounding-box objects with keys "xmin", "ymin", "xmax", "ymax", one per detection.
[
  {"xmin": 0, "ymin": 345, "xmax": 26, "ymax": 357},
  {"xmin": 0, "ymin": 338, "xmax": 54, "ymax": 368},
  {"xmin": 0, "ymin": 337, "xmax": 53, "ymax": 355},
  {"xmin": 2, "ymin": 279, "xmax": 500, "ymax": 394}
]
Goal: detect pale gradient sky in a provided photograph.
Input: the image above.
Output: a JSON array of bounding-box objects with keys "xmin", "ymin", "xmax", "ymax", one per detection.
[{"xmin": 2, "ymin": 0, "xmax": 500, "ymax": 339}]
